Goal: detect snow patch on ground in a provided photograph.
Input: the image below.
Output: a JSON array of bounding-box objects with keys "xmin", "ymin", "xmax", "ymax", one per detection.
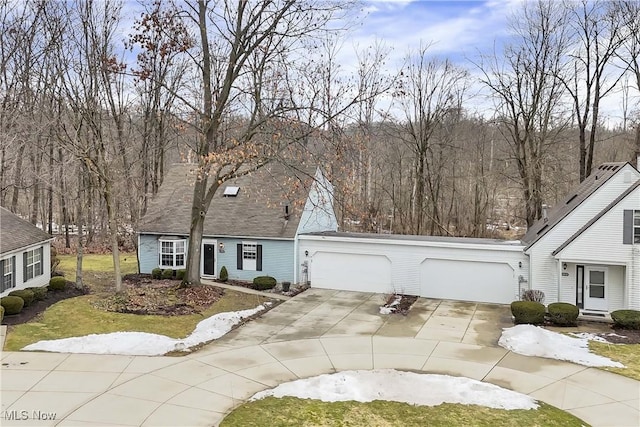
[
  {"xmin": 499, "ymin": 325, "xmax": 624, "ymax": 368},
  {"xmin": 251, "ymin": 369, "xmax": 539, "ymax": 410},
  {"xmin": 379, "ymin": 296, "xmax": 401, "ymax": 315},
  {"xmin": 22, "ymin": 305, "xmax": 266, "ymax": 356}
]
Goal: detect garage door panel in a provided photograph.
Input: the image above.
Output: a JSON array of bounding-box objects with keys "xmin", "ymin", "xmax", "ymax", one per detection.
[
  {"xmin": 420, "ymin": 259, "xmax": 514, "ymax": 304},
  {"xmin": 310, "ymin": 252, "xmax": 391, "ymax": 293}
]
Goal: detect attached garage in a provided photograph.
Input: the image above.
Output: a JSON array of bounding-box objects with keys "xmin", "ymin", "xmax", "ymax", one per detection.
[
  {"xmin": 298, "ymin": 232, "xmax": 528, "ymax": 304},
  {"xmin": 420, "ymin": 259, "xmax": 515, "ymax": 304},
  {"xmin": 308, "ymin": 252, "xmax": 392, "ymax": 293}
]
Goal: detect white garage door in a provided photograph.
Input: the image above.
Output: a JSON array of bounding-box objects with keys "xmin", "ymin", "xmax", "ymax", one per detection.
[
  {"xmin": 310, "ymin": 252, "xmax": 392, "ymax": 293},
  {"xmin": 420, "ymin": 259, "xmax": 514, "ymax": 304}
]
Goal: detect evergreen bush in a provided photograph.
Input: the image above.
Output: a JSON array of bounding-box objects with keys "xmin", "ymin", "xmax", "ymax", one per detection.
[
  {"xmin": 219, "ymin": 266, "xmax": 229, "ymax": 282},
  {"xmin": 547, "ymin": 302, "xmax": 579, "ymax": 326},
  {"xmin": 48, "ymin": 276, "xmax": 66, "ymax": 291},
  {"xmin": 510, "ymin": 301, "xmax": 545, "ymax": 325},
  {"xmin": 252, "ymin": 276, "xmax": 276, "ymax": 291},
  {"xmin": 152, "ymin": 268, "xmax": 162, "ymax": 279},
  {"xmin": 8, "ymin": 289, "xmax": 35, "ymax": 307},
  {"xmin": 1, "ymin": 296, "xmax": 24, "ymax": 315},
  {"xmin": 611, "ymin": 310, "xmax": 640, "ymax": 330}
]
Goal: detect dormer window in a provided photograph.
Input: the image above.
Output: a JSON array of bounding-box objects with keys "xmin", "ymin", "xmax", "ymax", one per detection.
[{"xmin": 223, "ymin": 186, "xmax": 240, "ymax": 197}]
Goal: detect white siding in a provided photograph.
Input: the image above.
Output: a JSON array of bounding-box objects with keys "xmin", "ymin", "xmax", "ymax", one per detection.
[
  {"xmin": 559, "ymin": 263, "xmax": 626, "ymax": 311},
  {"xmin": 299, "ymin": 235, "xmax": 528, "ymax": 303},
  {"xmin": 526, "ymin": 164, "xmax": 640, "ymax": 304},
  {"xmin": 296, "ymin": 168, "xmax": 338, "ymax": 235},
  {"xmin": 555, "ymin": 185, "xmax": 640, "ymax": 310},
  {"xmin": 1, "ymin": 242, "xmax": 52, "ymax": 296}
]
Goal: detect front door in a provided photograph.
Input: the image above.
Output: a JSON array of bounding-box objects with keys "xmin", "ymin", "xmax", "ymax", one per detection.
[
  {"xmin": 584, "ymin": 267, "xmax": 607, "ymax": 311},
  {"xmin": 202, "ymin": 241, "xmax": 216, "ymax": 277}
]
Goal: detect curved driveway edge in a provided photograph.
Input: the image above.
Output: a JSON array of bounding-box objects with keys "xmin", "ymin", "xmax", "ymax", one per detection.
[{"xmin": 2, "ymin": 289, "xmax": 639, "ymax": 427}]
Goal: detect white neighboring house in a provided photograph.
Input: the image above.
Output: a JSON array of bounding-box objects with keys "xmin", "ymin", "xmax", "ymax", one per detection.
[
  {"xmin": 1, "ymin": 207, "xmax": 53, "ymax": 296},
  {"xmin": 522, "ymin": 162, "xmax": 640, "ymax": 315}
]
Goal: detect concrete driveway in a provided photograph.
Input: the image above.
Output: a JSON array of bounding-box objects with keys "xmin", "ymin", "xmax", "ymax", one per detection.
[{"xmin": 1, "ymin": 288, "xmax": 639, "ymax": 426}]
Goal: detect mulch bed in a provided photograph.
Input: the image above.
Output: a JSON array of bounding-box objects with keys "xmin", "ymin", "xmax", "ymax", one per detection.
[
  {"xmin": 93, "ymin": 274, "xmax": 224, "ymax": 315},
  {"xmin": 593, "ymin": 329, "xmax": 640, "ymax": 344},
  {"xmin": 381, "ymin": 294, "xmax": 418, "ymax": 316},
  {"xmin": 2, "ymin": 285, "xmax": 89, "ymax": 326}
]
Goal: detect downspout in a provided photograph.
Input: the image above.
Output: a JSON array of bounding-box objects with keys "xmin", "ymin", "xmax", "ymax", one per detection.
[
  {"xmin": 557, "ymin": 257, "xmax": 562, "ymax": 303},
  {"xmin": 293, "ymin": 233, "xmax": 298, "ymax": 284}
]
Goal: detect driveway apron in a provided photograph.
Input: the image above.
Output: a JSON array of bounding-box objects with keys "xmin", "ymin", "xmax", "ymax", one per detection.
[{"xmin": 1, "ymin": 288, "xmax": 638, "ymax": 426}]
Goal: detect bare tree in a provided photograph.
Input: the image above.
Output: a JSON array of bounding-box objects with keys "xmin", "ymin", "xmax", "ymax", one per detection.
[
  {"xmin": 562, "ymin": 0, "xmax": 625, "ymax": 181},
  {"xmin": 477, "ymin": 0, "xmax": 570, "ymax": 226},
  {"xmin": 395, "ymin": 45, "xmax": 469, "ymax": 234}
]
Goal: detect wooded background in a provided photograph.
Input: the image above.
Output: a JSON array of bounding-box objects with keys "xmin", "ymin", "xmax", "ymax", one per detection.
[{"xmin": 2, "ymin": 0, "xmax": 639, "ymax": 252}]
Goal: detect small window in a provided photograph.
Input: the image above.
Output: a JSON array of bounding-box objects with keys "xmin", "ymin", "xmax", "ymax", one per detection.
[
  {"xmin": 1, "ymin": 257, "xmax": 15, "ymax": 292},
  {"xmin": 223, "ymin": 186, "xmax": 240, "ymax": 197},
  {"xmin": 159, "ymin": 239, "xmax": 186, "ymax": 269},
  {"xmin": 634, "ymin": 211, "xmax": 640, "ymax": 244},
  {"xmin": 24, "ymin": 247, "xmax": 43, "ymax": 282},
  {"xmin": 242, "ymin": 242, "xmax": 257, "ymax": 271}
]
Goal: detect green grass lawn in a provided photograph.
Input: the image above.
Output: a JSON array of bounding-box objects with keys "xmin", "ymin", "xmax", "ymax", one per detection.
[
  {"xmin": 590, "ymin": 342, "xmax": 640, "ymax": 381},
  {"xmin": 4, "ymin": 253, "xmax": 272, "ymax": 351},
  {"xmin": 221, "ymin": 397, "xmax": 589, "ymax": 427}
]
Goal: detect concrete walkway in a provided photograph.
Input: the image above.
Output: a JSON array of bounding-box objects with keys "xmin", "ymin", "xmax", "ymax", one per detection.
[{"xmin": 1, "ymin": 288, "xmax": 639, "ymax": 426}]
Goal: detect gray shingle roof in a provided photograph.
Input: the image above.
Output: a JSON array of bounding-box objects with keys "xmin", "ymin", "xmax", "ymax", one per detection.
[
  {"xmin": 138, "ymin": 163, "xmax": 310, "ymax": 239},
  {"xmin": 522, "ymin": 162, "xmax": 631, "ymax": 249},
  {"xmin": 0, "ymin": 207, "xmax": 52, "ymax": 254},
  {"xmin": 552, "ymin": 179, "xmax": 640, "ymax": 256}
]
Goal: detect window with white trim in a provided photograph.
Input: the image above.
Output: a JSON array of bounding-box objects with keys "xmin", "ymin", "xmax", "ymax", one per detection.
[
  {"xmin": 159, "ymin": 239, "xmax": 186, "ymax": 269},
  {"xmin": 242, "ymin": 242, "xmax": 257, "ymax": 271},
  {"xmin": 1, "ymin": 257, "xmax": 15, "ymax": 292},
  {"xmin": 24, "ymin": 247, "xmax": 43, "ymax": 282}
]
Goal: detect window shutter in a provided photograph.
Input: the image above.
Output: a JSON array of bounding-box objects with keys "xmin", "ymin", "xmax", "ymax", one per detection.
[
  {"xmin": 237, "ymin": 243, "xmax": 243, "ymax": 270},
  {"xmin": 623, "ymin": 210, "xmax": 633, "ymax": 244},
  {"xmin": 256, "ymin": 245, "xmax": 263, "ymax": 271},
  {"xmin": 12, "ymin": 256, "xmax": 16, "ymax": 286},
  {"xmin": 0, "ymin": 259, "xmax": 4, "ymax": 291},
  {"xmin": 39, "ymin": 246, "xmax": 43, "ymax": 270},
  {"xmin": 23, "ymin": 252, "xmax": 28, "ymax": 282}
]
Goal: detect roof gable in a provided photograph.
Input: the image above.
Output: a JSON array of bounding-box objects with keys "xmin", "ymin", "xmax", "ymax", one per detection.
[
  {"xmin": 522, "ymin": 162, "xmax": 637, "ymax": 249},
  {"xmin": 552, "ymin": 179, "xmax": 640, "ymax": 256},
  {"xmin": 138, "ymin": 163, "xmax": 313, "ymax": 239},
  {"xmin": 0, "ymin": 207, "xmax": 52, "ymax": 254}
]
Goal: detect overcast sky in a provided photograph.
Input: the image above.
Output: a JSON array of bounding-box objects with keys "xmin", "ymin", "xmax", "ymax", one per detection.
[{"xmin": 120, "ymin": 0, "xmax": 630, "ymax": 125}]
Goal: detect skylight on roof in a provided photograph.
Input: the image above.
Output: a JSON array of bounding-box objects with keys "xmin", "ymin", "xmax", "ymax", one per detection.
[{"xmin": 223, "ymin": 186, "xmax": 240, "ymax": 197}]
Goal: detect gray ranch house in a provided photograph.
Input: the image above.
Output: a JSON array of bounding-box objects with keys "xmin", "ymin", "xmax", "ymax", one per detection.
[
  {"xmin": 139, "ymin": 161, "xmax": 640, "ymax": 316},
  {"xmin": 137, "ymin": 163, "xmax": 337, "ymax": 283},
  {"xmin": 0, "ymin": 207, "xmax": 54, "ymax": 296}
]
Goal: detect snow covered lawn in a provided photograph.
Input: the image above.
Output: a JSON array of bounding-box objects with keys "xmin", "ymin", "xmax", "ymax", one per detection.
[
  {"xmin": 499, "ymin": 324, "xmax": 624, "ymax": 368},
  {"xmin": 22, "ymin": 304, "xmax": 268, "ymax": 356}
]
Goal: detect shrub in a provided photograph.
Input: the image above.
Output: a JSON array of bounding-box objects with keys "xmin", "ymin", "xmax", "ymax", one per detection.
[
  {"xmin": 510, "ymin": 301, "xmax": 546, "ymax": 325},
  {"xmin": 151, "ymin": 268, "xmax": 162, "ymax": 279},
  {"xmin": 27, "ymin": 286, "xmax": 47, "ymax": 301},
  {"xmin": 253, "ymin": 275, "xmax": 277, "ymax": 291},
  {"xmin": 611, "ymin": 310, "xmax": 640, "ymax": 330},
  {"xmin": 48, "ymin": 276, "xmax": 66, "ymax": 291},
  {"xmin": 0, "ymin": 305, "xmax": 4, "ymax": 323},
  {"xmin": 176, "ymin": 269, "xmax": 186, "ymax": 280},
  {"xmin": 1, "ymin": 296, "xmax": 24, "ymax": 315},
  {"xmin": 547, "ymin": 302, "xmax": 579, "ymax": 326},
  {"xmin": 521, "ymin": 289, "xmax": 545, "ymax": 303},
  {"xmin": 8, "ymin": 289, "xmax": 35, "ymax": 307},
  {"xmin": 219, "ymin": 266, "xmax": 229, "ymax": 282},
  {"xmin": 161, "ymin": 269, "xmax": 174, "ymax": 279}
]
